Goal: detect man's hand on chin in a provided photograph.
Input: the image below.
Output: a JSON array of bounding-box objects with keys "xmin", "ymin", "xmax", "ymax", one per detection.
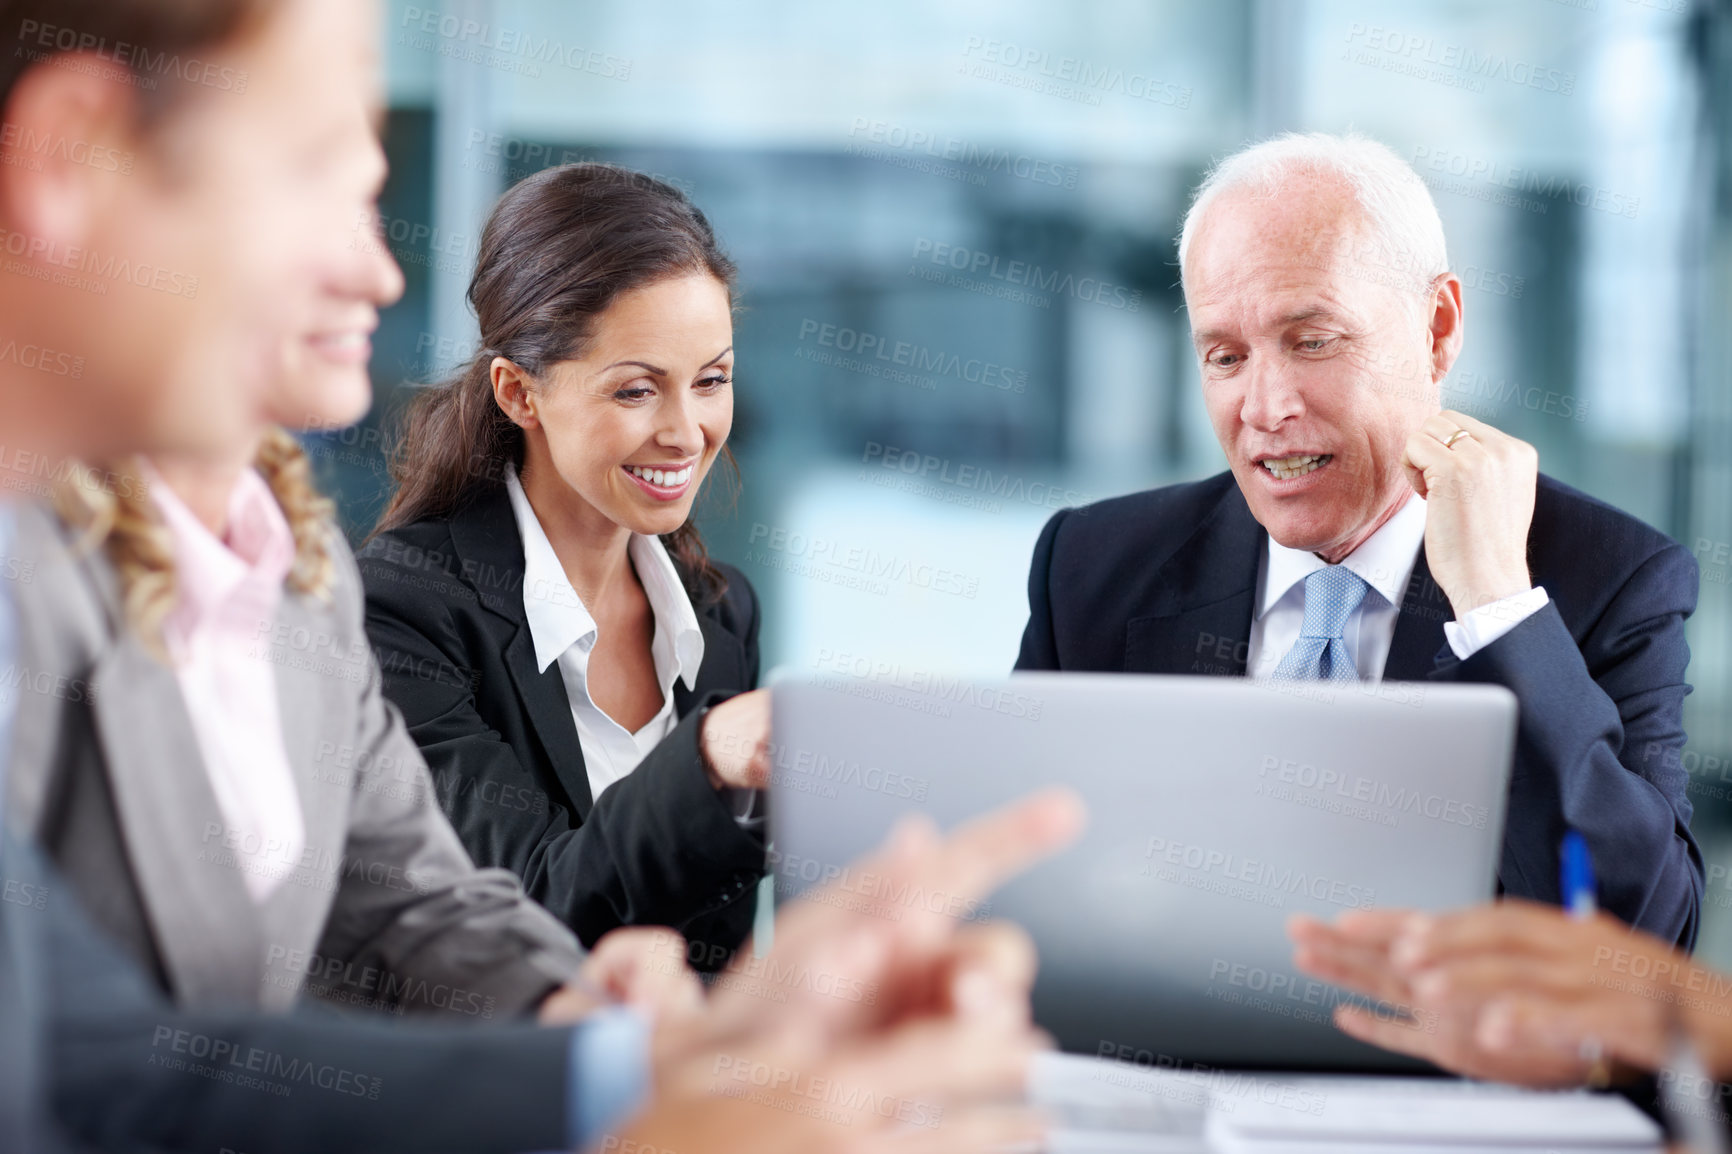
[{"xmin": 1402, "ymin": 409, "xmax": 1539, "ymax": 620}]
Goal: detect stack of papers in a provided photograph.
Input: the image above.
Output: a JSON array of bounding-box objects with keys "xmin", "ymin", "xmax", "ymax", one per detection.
[
  {"xmin": 1206, "ymin": 1081, "xmax": 1662, "ymax": 1152},
  {"xmin": 1031, "ymin": 1054, "xmax": 1664, "ymax": 1154}
]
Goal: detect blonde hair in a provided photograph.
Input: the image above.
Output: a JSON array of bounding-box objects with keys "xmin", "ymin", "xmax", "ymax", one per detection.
[{"xmin": 54, "ymin": 427, "xmax": 336, "ymax": 656}]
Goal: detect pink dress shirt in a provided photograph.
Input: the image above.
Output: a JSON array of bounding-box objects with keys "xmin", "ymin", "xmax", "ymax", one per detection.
[{"xmin": 150, "ymin": 463, "xmax": 307, "ymax": 902}]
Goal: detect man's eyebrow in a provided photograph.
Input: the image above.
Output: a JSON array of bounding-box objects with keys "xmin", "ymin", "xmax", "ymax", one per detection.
[
  {"xmin": 1275, "ymin": 308, "xmax": 1338, "ymax": 327},
  {"xmin": 1192, "ymin": 308, "xmax": 1346, "ymax": 347}
]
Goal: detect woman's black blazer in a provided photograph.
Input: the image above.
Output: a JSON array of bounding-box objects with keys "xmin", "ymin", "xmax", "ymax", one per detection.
[{"xmin": 357, "ymin": 481, "xmax": 765, "ymax": 965}]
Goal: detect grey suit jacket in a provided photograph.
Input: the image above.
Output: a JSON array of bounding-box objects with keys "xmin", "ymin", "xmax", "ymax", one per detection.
[
  {"xmin": 6, "ymin": 499, "xmax": 586, "ymax": 1019},
  {"xmin": 4, "ymin": 827, "xmax": 578, "ymax": 1154}
]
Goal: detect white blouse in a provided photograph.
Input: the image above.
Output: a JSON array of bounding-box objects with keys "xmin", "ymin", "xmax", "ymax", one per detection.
[{"xmin": 503, "ymin": 466, "xmax": 706, "ymax": 805}]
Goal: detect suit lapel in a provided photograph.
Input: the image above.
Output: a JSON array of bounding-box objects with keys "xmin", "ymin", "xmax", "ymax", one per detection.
[
  {"xmin": 672, "ymin": 612, "xmax": 745, "ymax": 716},
  {"xmin": 89, "ymin": 637, "xmax": 264, "ymax": 1006},
  {"xmin": 504, "ymin": 627, "xmax": 595, "ymax": 818},
  {"xmin": 6, "ymin": 598, "xmax": 62, "ymax": 834},
  {"xmin": 5, "ymin": 503, "xmax": 106, "ymax": 831},
  {"xmin": 1383, "ymin": 546, "xmax": 1455, "ymax": 680},
  {"xmin": 1123, "ymin": 484, "xmax": 1265, "ymax": 677},
  {"xmin": 449, "ymin": 487, "xmax": 596, "ymax": 819}
]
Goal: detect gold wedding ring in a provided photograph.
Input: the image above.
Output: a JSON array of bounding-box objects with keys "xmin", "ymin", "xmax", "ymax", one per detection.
[{"xmin": 1442, "ymin": 428, "xmax": 1473, "ymax": 450}]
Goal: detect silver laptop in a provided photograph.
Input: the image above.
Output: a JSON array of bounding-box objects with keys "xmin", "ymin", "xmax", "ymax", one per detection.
[{"xmin": 768, "ymin": 671, "xmax": 1517, "ymax": 1072}]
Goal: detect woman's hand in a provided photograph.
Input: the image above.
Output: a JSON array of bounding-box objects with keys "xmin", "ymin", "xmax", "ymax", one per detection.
[
  {"xmin": 538, "ymin": 926, "xmax": 704, "ymax": 1025},
  {"xmin": 699, "ymin": 688, "xmax": 772, "ymax": 790}
]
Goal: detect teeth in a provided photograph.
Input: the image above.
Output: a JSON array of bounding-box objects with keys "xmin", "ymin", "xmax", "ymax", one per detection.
[
  {"xmin": 627, "ymin": 465, "xmax": 693, "ymax": 488},
  {"xmin": 1260, "ymin": 454, "xmax": 1329, "ymax": 481}
]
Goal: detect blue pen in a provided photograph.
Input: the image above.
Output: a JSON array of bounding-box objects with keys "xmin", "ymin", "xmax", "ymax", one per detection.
[
  {"xmin": 1559, "ymin": 832, "xmax": 1611, "ymax": 1088},
  {"xmin": 1559, "ymin": 830, "xmax": 1597, "ymax": 919}
]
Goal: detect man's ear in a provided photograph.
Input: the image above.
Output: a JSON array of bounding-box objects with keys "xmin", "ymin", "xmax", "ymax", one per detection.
[
  {"xmin": 0, "ymin": 54, "xmax": 141, "ymax": 259},
  {"xmin": 1426, "ymin": 273, "xmax": 1466, "ymax": 383}
]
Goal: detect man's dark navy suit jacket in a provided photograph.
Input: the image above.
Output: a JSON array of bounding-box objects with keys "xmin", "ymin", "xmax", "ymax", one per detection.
[{"xmin": 1015, "ymin": 470, "xmax": 1703, "ymax": 947}]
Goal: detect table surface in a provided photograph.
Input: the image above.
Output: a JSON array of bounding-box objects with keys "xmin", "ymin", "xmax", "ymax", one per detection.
[{"xmin": 1032, "ymin": 1051, "xmax": 1677, "ymax": 1152}]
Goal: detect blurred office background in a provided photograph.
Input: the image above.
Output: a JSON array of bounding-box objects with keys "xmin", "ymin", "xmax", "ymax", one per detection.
[{"xmin": 319, "ymin": 1, "xmax": 1732, "ymax": 956}]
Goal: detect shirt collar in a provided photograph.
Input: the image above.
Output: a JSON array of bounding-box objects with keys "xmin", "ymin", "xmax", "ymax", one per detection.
[
  {"xmin": 505, "ymin": 466, "xmax": 704, "ymax": 690},
  {"xmin": 149, "ymin": 460, "xmax": 296, "ymax": 647},
  {"xmin": 1257, "ymin": 492, "xmax": 1427, "ymax": 619},
  {"xmin": 629, "ymin": 533, "xmax": 705, "ymax": 693},
  {"xmin": 506, "ymin": 465, "xmax": 599, "ymax": 672}
]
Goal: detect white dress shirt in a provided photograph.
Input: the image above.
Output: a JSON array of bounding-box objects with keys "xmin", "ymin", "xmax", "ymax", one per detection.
[
  {"xmin": 152, "ymin": 464, "xmax": 307, "ymax": 902},
  {"xmin": 1247, "ymin": 493, "xmax": 1551, "ymax": 682},
  {"xmin": 504, "ymin": 466, "xmax": 705, "ymax": 805}
]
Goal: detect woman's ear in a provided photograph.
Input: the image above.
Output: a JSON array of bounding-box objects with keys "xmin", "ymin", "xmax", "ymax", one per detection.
[
  {"xmin": 490, "ymin": 356, "xmax": 538, "ymax": 428},
  {"xmin": 0, "ymin": 55, "xmax": 137, "ymax": 258}
]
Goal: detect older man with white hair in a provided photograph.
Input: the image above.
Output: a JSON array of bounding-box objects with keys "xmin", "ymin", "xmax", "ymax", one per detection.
[{"xmin": 1016, "ymin": 131, "xmax": 1701, "ymax": 945}]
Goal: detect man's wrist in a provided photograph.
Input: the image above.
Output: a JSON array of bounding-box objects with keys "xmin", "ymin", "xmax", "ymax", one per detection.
[
  {"xmin": 1443, "ymin": 586, "xmax": 1549, "ymax": 661},
  {"xmin": 1443, "ymin": 569, "xmax": 1533, "ymax": 618},
  {"xmin": 1681, "ymin": 974, "xmax": 1732, "ymax": 1080}
]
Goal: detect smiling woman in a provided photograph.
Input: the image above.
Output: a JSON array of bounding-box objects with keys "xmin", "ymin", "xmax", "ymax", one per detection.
[
  {"xmin": 360, "ymin": 163, "xmax": 773, "ymax": 969},
  {"xmin": 375, "ymin": 164, "xmax": 740, "ymax": 600}
]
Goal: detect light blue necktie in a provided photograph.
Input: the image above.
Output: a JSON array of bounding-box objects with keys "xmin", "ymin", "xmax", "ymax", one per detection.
[{"xmin": 1273, "ymin": 566, "xmax": 1369, "ymax": 683}]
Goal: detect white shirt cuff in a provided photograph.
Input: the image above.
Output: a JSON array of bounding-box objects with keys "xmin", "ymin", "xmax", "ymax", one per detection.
[
  {"xmin": 725, "ymin": 786, "xmax": 766, "ymax": 830},
  {"xmin": 565, "ymin": 1006, "xmax": 650, "ymax": 1150},
  {"xmin": 1443, "ymin": 586, "xmax": 1550, "ymax": 660}
]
